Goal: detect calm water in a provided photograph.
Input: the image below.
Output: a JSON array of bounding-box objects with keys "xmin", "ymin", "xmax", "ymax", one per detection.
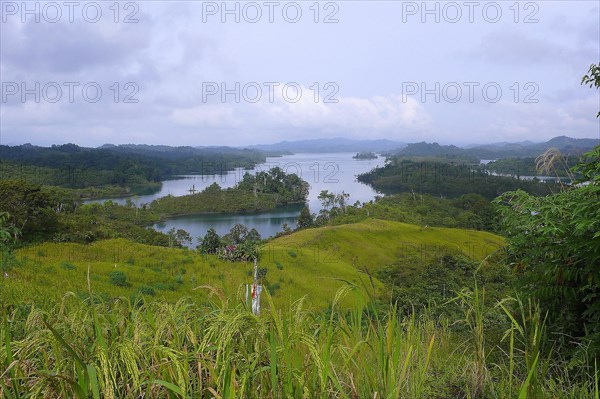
[
  {"xmin": 154, "ymin": 204, "xmax": 305, "ymax": 247},
  {"xmin": 92, "ymin": 153, "xmax": 386, "ymax": 245}
]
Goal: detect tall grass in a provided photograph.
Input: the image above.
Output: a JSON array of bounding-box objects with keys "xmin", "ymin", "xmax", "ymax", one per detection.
[{"xmin": 1, "ymin": 285, "xmax": 597, "ymax": 398}]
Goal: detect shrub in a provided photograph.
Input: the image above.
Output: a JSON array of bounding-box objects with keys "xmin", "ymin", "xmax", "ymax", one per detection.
[
  {"xmin": 267, "ymin": 281, "xmax": 281, "ymax": 296},
  {"xmin": 109, "ymin": 271, "xmax": 129, "ymax": 287},
  {"xmin": 495, "ymin": 146, "xmax": 600, "ymax": 356},
  {"xmin": 60, "ymin": 261, "xmax": 76, "ymax": 271},
  {"xmin": 257, "ymin": 267, "xmax": 268, "ymax": 280},
  {"xmin": 139, "ymin": 285, "xmax": 156, "ymax": 296}
]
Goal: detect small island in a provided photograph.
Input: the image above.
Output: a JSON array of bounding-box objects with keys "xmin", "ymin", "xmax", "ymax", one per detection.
[
  {"xmin": 353, "ymin": 151, "xmax": 378, "ymax": 160},
  {"xmin": 150, "ymin": 167, "xmax": 309, "ymax": 216}
]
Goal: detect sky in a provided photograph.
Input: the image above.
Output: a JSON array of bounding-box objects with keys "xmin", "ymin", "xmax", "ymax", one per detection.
[{"xmin": 1, "ymin": 0, "xmax": 599, "ymax": 147}]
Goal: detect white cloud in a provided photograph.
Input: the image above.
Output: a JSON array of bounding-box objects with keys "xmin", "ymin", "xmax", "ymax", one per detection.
[
  {"xmin": 1, "ymin": 2, "xmax": 598, "ymax": 146},
  {"xmin": 170, "ymin": 104, "xmax": 240, "ymax": 128},
  {"xmin": 166, "ymin": 88, "xmax": 432, "ymax": 141}
]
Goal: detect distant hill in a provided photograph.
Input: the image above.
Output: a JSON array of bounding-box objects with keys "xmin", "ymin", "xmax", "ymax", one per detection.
[
  {"xmin": 394, "ymin": 142, "xmax": 475, "ymax": 160},
  {"xmin": 246, "ymin": 138, "xmax": 405, "ymax": 153},
  {"xmin": 388, "ymin": 136, "xmax": 598, "ymax": 160},
  {"xmin": 467, "ymin": 136, "xmax": 598, "ymax": 159}
]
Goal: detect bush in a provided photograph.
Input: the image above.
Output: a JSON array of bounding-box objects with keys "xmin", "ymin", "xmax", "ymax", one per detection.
[
  {"xmin": 109, "ymin": 271, "xmax": 129, "ymax": 287},
  {"xmin": 257, "ymin": 267, "xmax": 268, "ymax": 280},
  {"xmin": 267, "ymin": 281, "xmax": 281, "ymax": 296},
  {"xmin": 139, "ymin": 285, "xmax": 156, "ymax": 296},
  {"xmin": 495, "ymin": 146, "xmax": 600, "ymax": 355},
  {"xmin": 60, "ymin": 261, "xmax": 76, "ymax": 271},
  {"xmin": 217, "ymin": 240, "xmax": 259, "ymax": 262}
]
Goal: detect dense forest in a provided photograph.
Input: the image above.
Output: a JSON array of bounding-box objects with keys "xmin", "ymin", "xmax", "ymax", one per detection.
[
  {"xmin": 357, "ymin": 159, "xmax": 558, "ymax": 199},
  {"xmin": 0, "ymin": 143, "xmax": 271, "ymax": 198}
]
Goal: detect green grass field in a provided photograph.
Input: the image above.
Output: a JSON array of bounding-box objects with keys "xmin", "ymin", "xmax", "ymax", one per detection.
[{"xmin": 2, "ymin": 219, "xmax": 504, "ymax": 309}]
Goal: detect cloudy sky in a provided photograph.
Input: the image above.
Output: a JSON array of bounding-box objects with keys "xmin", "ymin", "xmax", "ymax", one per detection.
[{"xmin": 1, "ymin": 0, "xmax": 599, "ymax": 147}]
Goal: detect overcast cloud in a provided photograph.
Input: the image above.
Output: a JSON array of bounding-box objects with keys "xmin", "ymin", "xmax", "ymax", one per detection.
[{"xmin": 1, "ymin": 0, "xmax": 598, "ymax": 146}]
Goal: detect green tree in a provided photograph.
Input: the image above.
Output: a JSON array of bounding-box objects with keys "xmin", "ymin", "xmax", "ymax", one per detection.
[
  {"xmin": 246, "ymin": 228, "xmax": 261, "ymax": 243},
  {"xmin": 451, "ymin": 194, "xmax": 497, "ymax": 231},
  {"xmin": 495, "ymin": 155, "xmax": 600, "ymax": 353},
  {"xmin": 297, "ymin": 205, "xmax": 314, "ymax": 228},
  {"xmin": 223, "ymin": 224, "xmax": 249, "ymax": 246},
  {"xmin": 198, "ymin": 228, "xmax": 222, "ymax": 254},
  {"xmin": 166, "ymin": 228, "xmax": 192, "ymax": 248},
  {"xmin": 0, "ymin": 180, "xmax": 57, "ymax": 240},
  {"xmin": 317, "ymin": 191, "xmax": 350, "ymax": 224},
  {"xmin": 317, "ymin": 190, "xmax": 335, "ymax": 211},
  {"xmin": 0, "ymin": 212, "xmax": 20, "ymax": 247},
  {"xmin": 582, "ymin": 63, "xmax": 600, "ymax": 117},
  {"xmin": 222, "ymin": 224, "xmax": 261, "ymax": 246},
  {"xmin": 0, "ymin": 212, "xmax": 21, "ymax": 275}
]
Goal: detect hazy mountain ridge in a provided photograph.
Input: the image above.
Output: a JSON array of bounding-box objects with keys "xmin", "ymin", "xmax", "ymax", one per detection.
[
  {"xmin": 393, "ymin": 142, "xmax": 473, "ymax": 160},
  {"xmin": 3, "ymin": 136, "xmax": 596, "ymax": 160},
  {"xmin": 246, "ymin": 138, "xmax": 406, "ymax": 153},
  {"xmin": 388, "ymin": 136, "xmax": 598, "ymax": 159},
  {"xmin": 469, "ymin": 136, "xmax": 598, "ymax": 158}
]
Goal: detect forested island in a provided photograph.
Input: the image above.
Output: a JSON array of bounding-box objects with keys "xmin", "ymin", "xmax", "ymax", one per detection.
[
  {"xmin": 150, "ymin": 167, "xmax": 309, "ymax": 215},
  {"xmin": 352, "ymin": 151, "xmax": 378, "ymax": 159}
]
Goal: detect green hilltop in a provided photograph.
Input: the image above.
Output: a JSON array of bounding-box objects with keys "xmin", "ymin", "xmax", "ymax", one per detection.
[{"xmin": 4, "ymin": 219, "xmax": 504, "ymax": 309}]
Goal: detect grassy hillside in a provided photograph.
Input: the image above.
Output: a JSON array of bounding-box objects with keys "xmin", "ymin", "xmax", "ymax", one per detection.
[
  {"xmin": 2, "ymin": 219, "xmax": 503, "ymax": 309},
  {"xmin": 4, "ymin": 220, "xmax": 598, "ymax": 398}
]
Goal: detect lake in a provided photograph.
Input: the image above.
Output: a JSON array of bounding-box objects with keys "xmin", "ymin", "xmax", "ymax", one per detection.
[{"xmin": 92, "ymin": 153, "xmax": 386, "ymax": 246}]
